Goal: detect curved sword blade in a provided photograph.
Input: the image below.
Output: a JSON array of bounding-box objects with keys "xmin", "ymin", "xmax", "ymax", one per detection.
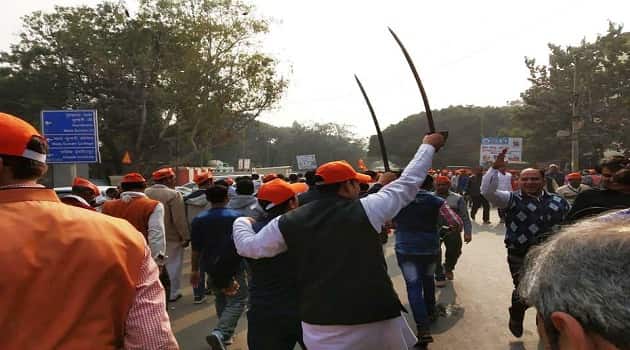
[
  {"xmin": 354, "ymin": 74, "xmax": 390, "ymax": 172},
  {"xmin": 388, "ymin": 27, "xmax": 436, "ymax": 133}
]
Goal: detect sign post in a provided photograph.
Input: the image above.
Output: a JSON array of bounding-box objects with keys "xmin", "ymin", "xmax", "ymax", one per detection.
[
  {"xmin": 480, "ymin": 137, "xmax": 523, "ymax": 166},
  {"xmin": 238, "ymin": 158, "xmax": 251, "ymax": 171},
  {"xmin": 41, "ymin": 110, "xmax": 100, "ymax": 164},
  {"xmin": 296, "ymin": 154, "xmax": 317, "ymax": 170}
]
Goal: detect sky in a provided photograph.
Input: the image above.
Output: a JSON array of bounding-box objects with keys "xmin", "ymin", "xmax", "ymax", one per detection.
[{"xmin": 2, "ymin": 0, "xmax": 630, "ymax": 137}]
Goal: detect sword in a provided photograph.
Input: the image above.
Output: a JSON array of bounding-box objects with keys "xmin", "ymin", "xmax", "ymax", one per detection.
[
  {"xmin": 354, "ymin": 74, "xmax": 391, "ymax": 172},
  {"xmin": 388, "ymin": 27, "xmax": 447, "ymax": 139}
]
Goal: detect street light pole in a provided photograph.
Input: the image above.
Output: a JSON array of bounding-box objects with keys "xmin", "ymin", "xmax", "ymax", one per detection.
[{"xmin": 571, "ymin": 59, "xmax": 579, "ymax": 171}]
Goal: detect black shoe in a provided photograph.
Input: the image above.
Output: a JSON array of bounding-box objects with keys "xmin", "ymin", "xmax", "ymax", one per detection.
[
  {"xmin": 168, "ymin": 293, "xmax": 182, "ymax": 303},
  {"xmin": 206, "ymin": 333, "xmax": 227, "ymax": 350},
  {"xmin": 416, "ymin": 328, "xmax": 434, "ymax": 348},
  {"xmin": 509, "ymin": 307, "xmax": 524, "ymax": 338},
  {"xmin": 193, "ymin": 295, "xmax": 207, "ymax": 304}
]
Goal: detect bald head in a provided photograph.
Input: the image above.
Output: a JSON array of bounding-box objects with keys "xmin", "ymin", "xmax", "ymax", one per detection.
[{"xmin": 519, "ymin": 168, "xmax": 545, "ymax": 196}]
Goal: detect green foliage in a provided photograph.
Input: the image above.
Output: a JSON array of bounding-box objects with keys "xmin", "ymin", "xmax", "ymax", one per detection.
[
  {"xmin": 375, "ymin": 23, "xmax": 630, "ymax": 169},
  {"xmin": 0, "ymin": 0, "xmax": 287, "ymax": 176},
  {"xmin": 516, "ymin": 22, "xmax": 630, "ymax": 166},
  {"xmin": 213, "ymin": 121, "xmax": 366, "ymax": 169}
]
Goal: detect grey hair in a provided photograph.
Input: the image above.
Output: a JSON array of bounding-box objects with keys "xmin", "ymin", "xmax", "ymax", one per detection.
[{"xmin": 518, "ymin": 217, "xmax": 630, "ymax": 350}]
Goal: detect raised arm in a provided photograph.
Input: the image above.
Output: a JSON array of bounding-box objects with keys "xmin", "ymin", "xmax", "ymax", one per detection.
[
  {"xmin": 232, "ymin": 216, "xmax": 288, "ymax": 259},
  {"xmin": 480, "ymin": 168, "xmax": 511, "ymax": 209},
  {"xmin": 360, "ymin": 134, "xmax": 445, "ymax": 232},
  {"xmin": 480, "ymin": 149, "xmax": 511, "ymax": 209}
]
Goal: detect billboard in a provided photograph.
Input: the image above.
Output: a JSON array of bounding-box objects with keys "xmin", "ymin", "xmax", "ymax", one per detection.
[
  {"xmin": 480, "ymin": 137, "xmax": 522, "ymax": 165},
  {"xmin": 41, "ymin": 110, "xmax": 100, "ymax": 164},
  {"xmin": 238, "ymin": 158, "xmax": 251, "ymax": 170},
  {"xmin": 296, "ymin": 154, "xmax": 317, "ymax": 170}
]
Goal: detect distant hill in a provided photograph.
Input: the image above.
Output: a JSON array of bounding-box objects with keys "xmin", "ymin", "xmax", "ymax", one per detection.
[{"xmin": 368, "ymin": 105, "xmax": 516, "ymax": 168}]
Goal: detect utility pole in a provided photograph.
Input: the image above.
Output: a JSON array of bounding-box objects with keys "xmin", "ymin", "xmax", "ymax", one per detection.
[{"xmin": 571, "ymin": 59, "xmax": 579, "ymax": 171}]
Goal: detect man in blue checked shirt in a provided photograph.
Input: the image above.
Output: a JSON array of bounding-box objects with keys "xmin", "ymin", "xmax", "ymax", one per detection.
[{"xmin": 481, "ymin": 149, "xmax": 569, "ymax": 340}]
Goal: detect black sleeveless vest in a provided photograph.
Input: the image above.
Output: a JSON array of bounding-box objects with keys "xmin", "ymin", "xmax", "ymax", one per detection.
[
  {"xmin": 246, "ymin": 219, "xmax": 300, "ymax": 316},
  {"xmin": 278, "ymin": 194, "xmax": 402, "ymax": 325}
]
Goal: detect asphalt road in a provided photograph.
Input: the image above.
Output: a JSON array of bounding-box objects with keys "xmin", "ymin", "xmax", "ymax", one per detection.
[{"xmin": 168, "ymin": 211, "xmax": 542, "ymax": 350}]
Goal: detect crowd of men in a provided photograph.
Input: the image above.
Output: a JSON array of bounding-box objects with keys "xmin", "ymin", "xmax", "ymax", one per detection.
[{"xmin": 2, "ymin": 111, "xmax": 629, "ymax": 350}]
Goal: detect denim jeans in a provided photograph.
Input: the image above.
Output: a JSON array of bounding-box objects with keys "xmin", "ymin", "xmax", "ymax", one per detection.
[
  {"xmin": 193, "ymin": 261, "xmax": 205, "ymax": 298},
  {"xmin": 193, "ymin": 261, "xmax": 213, "ymax": 298},
  {"xmin": 396, "ymin": 252, "xmax": 437, "ymax": 331},
  {"xmin": 212, "ymin": 269, "xmax": 248, "ymax": 340}
]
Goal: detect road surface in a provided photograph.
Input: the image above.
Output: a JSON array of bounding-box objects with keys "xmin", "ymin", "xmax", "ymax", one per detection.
[{"xmin": 168, "ymin": 212, "xmax": 542, "ymax": 349}]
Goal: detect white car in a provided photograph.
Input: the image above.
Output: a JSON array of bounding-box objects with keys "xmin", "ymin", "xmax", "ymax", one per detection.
[{"xmin": 54, "ymin": 185, "xmax": 117, "ymax": 205}]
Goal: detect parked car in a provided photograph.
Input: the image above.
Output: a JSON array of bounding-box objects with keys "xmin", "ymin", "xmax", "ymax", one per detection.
[{"xmin": 54, "ymin": 185, "xmax": 117, "ymax": 206}]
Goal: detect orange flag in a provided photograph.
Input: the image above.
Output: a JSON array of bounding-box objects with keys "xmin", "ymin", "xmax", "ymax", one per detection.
[{"xmin": 121, "ymin": 151, "xmax": 132, "ymax": 165}]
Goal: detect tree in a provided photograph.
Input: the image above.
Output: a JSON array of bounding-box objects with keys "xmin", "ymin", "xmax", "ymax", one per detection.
[
  {"xmin": 0, "ymin": 0, "xmax": 287, "ymax": 176},
  {"xmin": 368, "ymin": 106, "xmax": 515, "ymax": 168},
  {"xmin": 514, "ymin": 22, "xmax": 630, "ymax": 166},
  {"xmin": 212, "ymin": 121, "xmax": 367, "ymax": 170}
]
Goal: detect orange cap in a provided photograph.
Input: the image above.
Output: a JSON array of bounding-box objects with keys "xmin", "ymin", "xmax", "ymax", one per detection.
[
  {"xmin": 262, "ymin": 174, "xmax": 278, "ymax": 183},
  {"xmin": 257, "ymin": 179, "xmax": 308, "ymax": 209},
  {"xmin": 0, "ymin": 112, "xmax": 47, "ymax": 163},
  {"xmin": 567, "ymin": 172, "xmax": 582, "ymax": 181},
  {"xmin": 72, "ymin": 177, "xmax": 99, "ymax": 196},
  {"xmin": 193, "ymin": 171, "xmax": 213, "ymax": 185},
  {"xmin": 121, "ymin": 172, "xmax": 146, "ymax": 184},
  {"xmin": 436, "ymin": 175, "xmax": 451, "ymax": 184},
  {"xmin": 315, "ymin": 161, "xmax": 371, "ymax": 185},
  {"xmin": 152, "ymin": 167, "xmax": 175, "ymax": 180}
]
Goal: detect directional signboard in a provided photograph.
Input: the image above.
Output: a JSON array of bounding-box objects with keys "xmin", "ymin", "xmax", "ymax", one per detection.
[{"xmin": 41, "ymin": 110, "xmax": 100, "ymax": 164}]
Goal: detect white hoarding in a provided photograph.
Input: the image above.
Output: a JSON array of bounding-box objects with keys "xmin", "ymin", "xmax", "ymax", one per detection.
[
  {"xmin": 480, "ymin": 137, "xmax": 523, "ymax": 165},
  {"xmin": 296, "ymin": 154, "xmax": 317, "ymax": 170}
]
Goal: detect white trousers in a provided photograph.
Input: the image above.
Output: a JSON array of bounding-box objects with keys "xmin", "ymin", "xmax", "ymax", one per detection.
[
  {"xmin": 302, "ymin": 315, "xmax": 417, "ymax": 350},
  {"xmin": 165, "ymin": 241, "xmax": 184, "ymax": 299}
]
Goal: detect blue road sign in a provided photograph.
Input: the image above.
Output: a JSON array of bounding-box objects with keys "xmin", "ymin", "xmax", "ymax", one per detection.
[{"xmin": 41, "ymin": 110, "xmax": 100, "ymax": 164}]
